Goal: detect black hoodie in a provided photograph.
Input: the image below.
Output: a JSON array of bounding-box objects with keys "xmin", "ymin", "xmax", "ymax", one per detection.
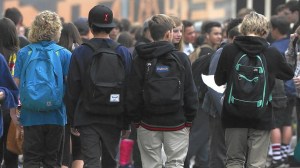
[
  {"xmin": 126, "ymin": 41, "xmax": 199, "ymax": 131},
  {"xmin": 215, "ymin": 36, "xmax": 294, "ymax": 130}
]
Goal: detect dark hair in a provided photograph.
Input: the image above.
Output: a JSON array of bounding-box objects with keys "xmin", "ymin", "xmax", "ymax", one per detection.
[
  {"xmin": 91, "ymin": 25, "xmax": 113, "ymax": 34},
  {"xmin": 0, "ymin": 17, "xmax": 19, "ymax": 62},
  {"xmin": 58, "ymin": 23, "xmax": 82, "ymax": 51},
  {"xmin": 121, "ymin": 18, "xmax": 131, "ymax": 32},
  {"xmin": 275, "ymin": 4, "xmax": 287, "ymax": 14},
  {"xmin": 182, "ymin": 20, "xmax": 194, "ymax": 32},
  {"xmin": 285, "ymin": 0, "xmax": 299, "ymax": 12},
  {"xmin": 4, "ymin": 7, "xmax": 23, "ymax": 25},
  {"xmin": 226, "ymin": 18, "xmax": 243, "ymax": 36},
  {"xmin": 117, "ymin": 32, "xmax": 134, "ymax": 48},
  {"xmin": 201, "ymin": 21, "xmax": 222, "ymax": 34},
  {"xmin": 270, "ymin": 15, "xmax": 290, "ymax": 35},
  {"xmin": 113, "ymin": 18, "xmax": 123, "ymax": 31}
]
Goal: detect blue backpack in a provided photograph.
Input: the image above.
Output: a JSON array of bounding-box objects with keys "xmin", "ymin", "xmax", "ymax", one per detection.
[{"xmin": 20, "ymin": 43, "xmax": 64, "ymax": 111}]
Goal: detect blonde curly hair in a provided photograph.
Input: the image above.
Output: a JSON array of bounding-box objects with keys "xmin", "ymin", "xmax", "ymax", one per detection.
[{"xmin": 28, "ymin": 10, "xmax": 62, "ymax": 43}]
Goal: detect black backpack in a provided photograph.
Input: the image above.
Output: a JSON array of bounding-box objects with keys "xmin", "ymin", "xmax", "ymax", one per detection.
[
  {"xmin": 142, "ymin": 52, "xmax": 185, "ymax": 114},
  {"xmin": 82, "ymin": 41, "xmax": 126, "ymax": 115},
  {"xmin": 191, "ymin": 52, "xmax": 213, "ymax": 100},
  {"xmin": 224, "ymin": 52, "xmax": 271, "ymax": 118}
]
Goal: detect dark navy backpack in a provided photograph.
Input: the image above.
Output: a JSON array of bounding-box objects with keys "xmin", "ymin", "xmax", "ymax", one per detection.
[{"xmin": 82, "ymin": 41, "xmax": 126, "ymax": 115}]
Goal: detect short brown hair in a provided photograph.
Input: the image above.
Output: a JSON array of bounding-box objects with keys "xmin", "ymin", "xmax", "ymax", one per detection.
[{"xmin": 148, "ymin": 14, "xmax": 175, "ymax": 41}]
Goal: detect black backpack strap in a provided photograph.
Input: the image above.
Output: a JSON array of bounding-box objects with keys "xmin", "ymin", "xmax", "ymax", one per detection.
[{"xmin": 169, "ymin": 51, "xmax": 185, "ymax": 71}]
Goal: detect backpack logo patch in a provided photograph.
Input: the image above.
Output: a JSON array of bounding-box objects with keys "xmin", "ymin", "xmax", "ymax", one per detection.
[
  {"xmin": 156, "ymin": 65, "xmax": 169, "ymax": 73},
  {"xmin": 110, "ymin": 94, "xmax": 120, "ymax": 103}
]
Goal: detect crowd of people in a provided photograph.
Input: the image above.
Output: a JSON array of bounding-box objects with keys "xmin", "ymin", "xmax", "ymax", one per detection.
[{"xmin": 1, "ymin": 1, "xmax": 300, "ymax": 168}]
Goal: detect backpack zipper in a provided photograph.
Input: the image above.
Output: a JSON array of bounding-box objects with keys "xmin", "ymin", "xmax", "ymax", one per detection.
[{"xmin": 145, "ymin": 62, "xmax": 152, "ymax": 80}]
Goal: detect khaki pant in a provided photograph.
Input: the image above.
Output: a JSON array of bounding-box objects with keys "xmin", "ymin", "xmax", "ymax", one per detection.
[
  {"xmin": 225, "ymin": 128, "xmax": 271, "ymax": 168},
  {"xmin": 137, "ymin": 126, "xmax": 189, "ymax": 168}
]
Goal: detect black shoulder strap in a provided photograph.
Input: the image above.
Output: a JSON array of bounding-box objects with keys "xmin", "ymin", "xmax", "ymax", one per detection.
[{"xmin": 169, "ymin": 51, "xmax": 185, "ymax": 71}]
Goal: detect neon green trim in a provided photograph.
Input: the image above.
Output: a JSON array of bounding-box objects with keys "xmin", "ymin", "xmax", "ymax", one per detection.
[{"xmin": 238, "ymin": 74, "xmax": 258, "ymax": 82}]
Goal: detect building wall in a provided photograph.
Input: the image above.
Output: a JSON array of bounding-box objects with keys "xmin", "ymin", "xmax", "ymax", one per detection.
[{"xmin": 0, "ymin": 0, "xmax": 285, "ymax": 27}]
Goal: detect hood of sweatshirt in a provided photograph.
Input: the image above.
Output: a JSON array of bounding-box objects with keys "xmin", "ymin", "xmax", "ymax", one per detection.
[
  {"xmin": 233, "ymin": 36, "xmax": 269, "ymax": 57},
  {"xmin": 135, "ymin": 41, "xmax": 175, "ymax": 59}
]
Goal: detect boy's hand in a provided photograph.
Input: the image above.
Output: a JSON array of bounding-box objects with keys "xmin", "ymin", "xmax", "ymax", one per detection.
[{"xmin": 294, "ymin": 76, "xmax": 300, "ymax": 89}]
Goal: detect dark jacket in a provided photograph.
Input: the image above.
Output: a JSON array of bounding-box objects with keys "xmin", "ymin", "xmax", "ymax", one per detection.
[
  {"xmin": 66, "ymin": 38, "xmax": 132, "ymax": 129},
  {"xmin": 202, "ymin": 48, "xmax": 224, "ymax": 117},
  {"xmin": 126, "ymin": 41, "xmax": 198, "ymax": 131},
  {"xmin": 215, "ymin": 36, "xmax": 294, "ymax": 130}
]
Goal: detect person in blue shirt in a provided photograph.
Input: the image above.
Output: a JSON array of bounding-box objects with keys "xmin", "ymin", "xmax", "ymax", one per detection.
[
  {"xmin": 269, "ymin": 15, "xmax": 293, "ymax": 167},
  {"xmin": 0, "ymin": 54, "xmax": 19, "ymax": 137},
  {"xmin": 13, "ymin": 10, "xmax": 71, "ymax": 167}
]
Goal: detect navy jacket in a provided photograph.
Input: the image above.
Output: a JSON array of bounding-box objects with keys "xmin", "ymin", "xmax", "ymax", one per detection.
[{"xmin": 66, "ymin": 38, "xmax": 132, "ymax": 129}]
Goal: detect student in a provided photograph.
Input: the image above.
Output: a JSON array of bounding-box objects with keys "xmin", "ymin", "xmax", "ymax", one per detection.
[
  {"xmin": 126, "ymin": 14, "xmax": 198, "ymax": 168},
  {"xmin": 202, "ymin": 18, "xmax": 243, "ymax": 168},
  {"xmin": 4, "ymin": 7, "xmax": 30, "ymax": 48},
  {"xmin": 0, "ymin": 17, "xmax": 20, "ymax": 168},
  {"xmin": 182, "ymin": 20, "xmax": 196, "ymax": 55},
  {"xmin": 215, "ymin": 12, "xmax": 294, "ymax": 168},
  {"xmin": 73, "ymin": 17, "xmax": 90, "ymax": 43},
  {"xmin": 66, "ymin": 5, "xmax": 132, "ymax": 167},
  {"xmin": 58, "ymin": 22, "xmax": 83, "ymax": 168},
  {"xmin": 0, "ymin": 54, "xmax": 19, "ymax": 137},
  {"xmin": 185, "ymin": 21, "xmax": 222, "ymax": 168},
  {"xmin": 269, "ymin": 15, "xmax": 293, "ymax": 168},
  {"xmin": 12, "ymin": 10, "xmax": 72, "ymax": 167},
  {"xmin": 169, "ymin": 15, "xmax": 184, "ymax": 52}
]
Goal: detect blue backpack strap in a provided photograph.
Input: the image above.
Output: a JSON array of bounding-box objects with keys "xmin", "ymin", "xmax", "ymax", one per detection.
[{"xmin": 22, "ymin": 43, "xmax": 63, "ymax": 75}]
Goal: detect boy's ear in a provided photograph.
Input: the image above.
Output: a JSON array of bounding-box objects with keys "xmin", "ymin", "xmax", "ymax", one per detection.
[
  {"xmin": 164, "ymin": 30, "xmax": 172, "ymax": 41},
  {"xmin": 205, "ymin": 32, "xmax": 210, "ymax": 40}
]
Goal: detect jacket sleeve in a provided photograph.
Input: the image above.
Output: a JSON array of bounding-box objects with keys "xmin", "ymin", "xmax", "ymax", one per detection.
[
  {"xmin": 178, "ymin": 52, "xmax": 199, "ymax": 125},
  {"xmin": 214, "ymin": 46, "xmax": 229, "ymax": 86},
  {"xmin": 271, "ymin": 47, "xmax": 294, "ymax": 80},
  {"xmin": 0, "ymin": 55, "xmax": 18, "ymax": 109},
  {"xmin": 66, "ymin": 51, "xmax": 82, "ymax": 127},
  {"xmin": 126, "ymin": 57, "xmax": 145, "ymax": 124}
]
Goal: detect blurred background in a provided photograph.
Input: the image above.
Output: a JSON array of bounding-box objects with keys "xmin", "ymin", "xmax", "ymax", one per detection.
[{"xmin": 0, "ymin": 0, "xmax": 289, "ymax": 27}]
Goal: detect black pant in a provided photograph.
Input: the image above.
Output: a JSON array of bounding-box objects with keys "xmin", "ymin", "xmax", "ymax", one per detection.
[
  {"xmin": 79, "ymin": 124, "xmax": 121, "ymax": 168},
  {"xmin": 184, "ymin": 105, "xmax": 209, "ymax": 168},
  {"xmin": 23, "ymin": 125, "xmax": 64, "ymax": 168},
  {"xmin": 0, "ymin": 110, "xmax": 18, "ymax": 168}
]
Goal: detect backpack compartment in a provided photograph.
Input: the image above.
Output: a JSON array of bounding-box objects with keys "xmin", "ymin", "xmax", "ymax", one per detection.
[
  {"xmin": 84, "ymin": 47, "xmax": 126, "ymax": 115},
  {"xmin": 143, "ymin": 54, "xmax": 184, "ymax": 114},
  {"xmin": 225, "ymin": 54, "xmax": 269, "ymax": 118},
  {"xmin": 20, "ymin": 44, "xmax": 64, "ymax": 112}
]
